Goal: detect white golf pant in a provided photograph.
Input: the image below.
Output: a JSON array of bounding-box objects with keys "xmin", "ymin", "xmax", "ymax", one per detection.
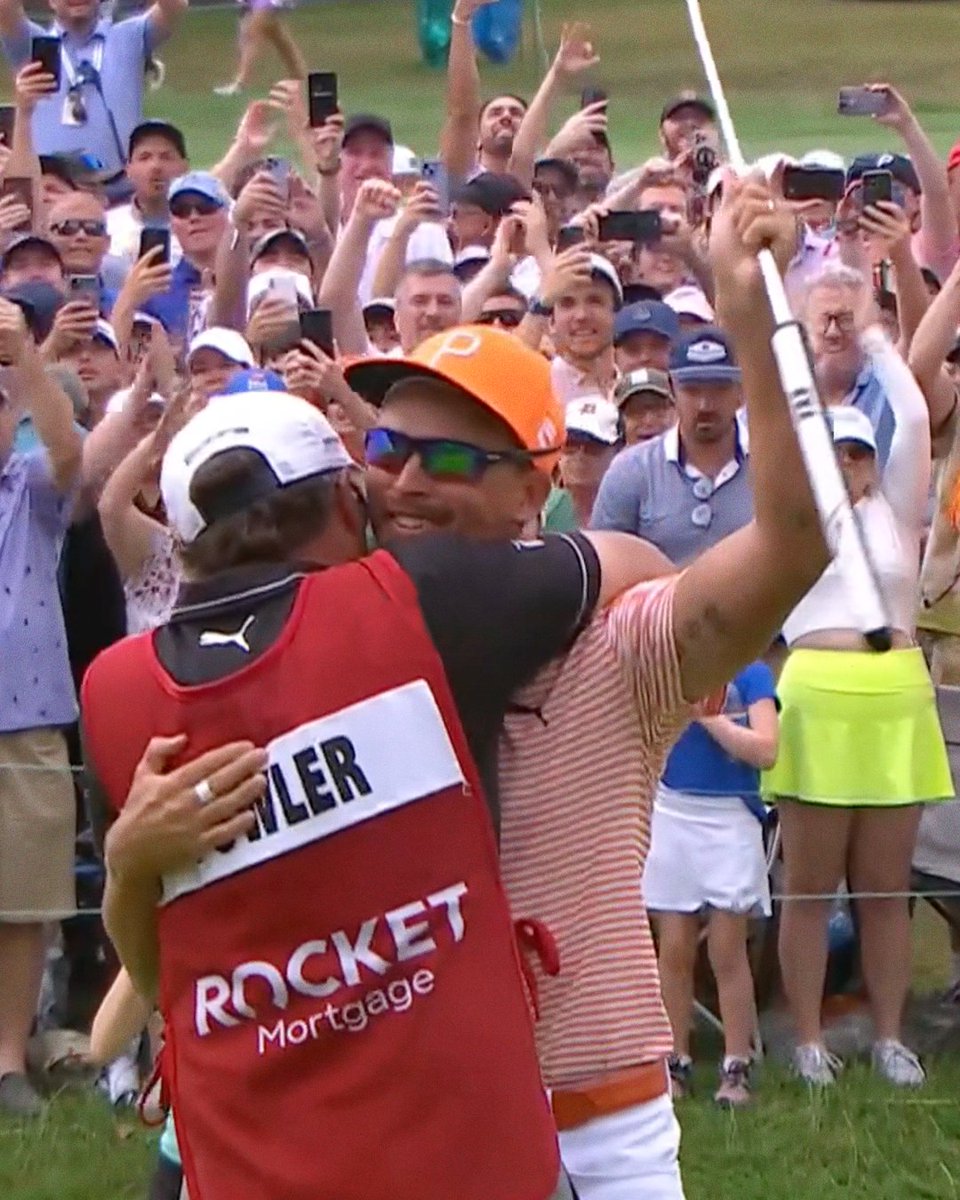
[{"xmin": 559, "ymin": 1093, "xmax": 685, "ymax": 1200}]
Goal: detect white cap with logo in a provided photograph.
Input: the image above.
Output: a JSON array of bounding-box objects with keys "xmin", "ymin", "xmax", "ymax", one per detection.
[
  {"xmin": 161, "ymin": 392, "xmax": 353, "ymax": 544},
  {"xmin": 828, "ymin": 405, "xmax": 877, "ymax": 453},
  {"xmin": 565, "ymin": 395, "xmax": 620, "ymax": 445}
]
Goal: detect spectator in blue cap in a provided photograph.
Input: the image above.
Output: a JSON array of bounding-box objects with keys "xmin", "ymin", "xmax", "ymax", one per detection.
[
  {"xmin": 613, "ymin": 299, "xmax": 680, "ymax": 375},
  {"xmin": 592, "ymin": 326, "xmax": 753, "ymax": 565},
  {"xmin": 123, "ymin": 171, "xmax": 230, "ymax": 346}
]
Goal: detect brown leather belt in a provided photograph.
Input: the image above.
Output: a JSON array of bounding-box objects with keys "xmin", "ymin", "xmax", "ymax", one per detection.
[{"xmin": 551, "ymin": 1060, "xmax": 670, "ymax": 1131}]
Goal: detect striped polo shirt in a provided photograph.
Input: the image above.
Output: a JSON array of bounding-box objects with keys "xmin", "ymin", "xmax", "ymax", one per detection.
[{"xmin": 499, "ymin": 577, "xmax": 697, "ymax": 1088}]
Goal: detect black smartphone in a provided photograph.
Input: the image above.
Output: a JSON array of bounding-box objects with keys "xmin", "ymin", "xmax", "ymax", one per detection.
[
  {"xmin": 782, "ymin": 165, "xmax": 846, "ymax": 203},
  {"xmin": 861, "ymin": 169, "xmax": 893, "ymax": 209},
  {"xmin": 300, "ymin": 308, "xmax": 334, "ymax": 358},
  {"xmin": 581, "ymin": 86, "xmax": 607, "ymax": 109},
  {"xmin": 307, "ymin": 71, "xmax": 338, "ymax": 128},
  {"xmin": 421, "ymin": 159, "xmax": 449, "ymax": 217},
  {"xmin": 139, "ymin": 226, "xmax": 170, "ymax": 264},
  {"xmin": 0, "ymin": 176, "xmax": 33, "ymax": 230},
  {"xmin": 68, "ymin": 274, "xmax": 100, "ymax": 308},
  {"xmin": 598, "ymin": 210, "xmax": 662, "ymax": 244},
  {"xmin": 30, "ymin": 36, "xmax": 61, "ymax": 88},
  {"xmin": 556, "ymin": 225, "xmax": 587, "ymax": 250},
  {"xmin": 0, "ymin": 105, "xmax": 15, "ymax": 146},
  {"xmin": 837, "ymin": 87, "xmax": 888, "ymax": 118}
]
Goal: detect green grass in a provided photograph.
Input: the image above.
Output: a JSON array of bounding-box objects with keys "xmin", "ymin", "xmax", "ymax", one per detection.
[
  {"xmin": 126, "ymin": 0, "xmax": 960, "ymax": 169},
  {"xmin": 4, "ymin": 1062, "xmax": 960, "ymax": 1200}
]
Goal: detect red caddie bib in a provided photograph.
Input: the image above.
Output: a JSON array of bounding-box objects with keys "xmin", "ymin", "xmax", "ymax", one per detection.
[{"xmin": 82, "ymin": 552, "xmax": 560, "ymax": 1200}]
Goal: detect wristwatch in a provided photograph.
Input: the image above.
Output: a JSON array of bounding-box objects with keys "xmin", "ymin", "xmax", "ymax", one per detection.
[{"xmin": 529, "ymin": 296, "xmax": 554, "ymax": 318}]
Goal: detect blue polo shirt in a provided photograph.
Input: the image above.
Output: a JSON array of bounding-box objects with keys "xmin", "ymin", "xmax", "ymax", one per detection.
[
  {"xmin": 1, "ymin": 13, "xmax": 166, "ymax": 175},
  {"xmin": 141, "ymin": 256, "xmax": 202, "ymax": 343},
  {"xmin": 590, "ymin": 420, "xmax": 754, "ymax": 565},
  {"xmin": 662, "ymin": 661, "xmax": 777, "ymax": 810},
  {"xmin": 848, "ymin": 359, "xmax": 894, "ymax": 468}
]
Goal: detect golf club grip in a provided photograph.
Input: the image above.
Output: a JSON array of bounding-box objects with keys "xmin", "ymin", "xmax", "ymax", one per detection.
[{"xmin": 768, "ymin": 310, "xmax": 893, "ymax": 648}]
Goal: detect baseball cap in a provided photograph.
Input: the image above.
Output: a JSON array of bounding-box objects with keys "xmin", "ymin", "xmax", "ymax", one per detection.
[
  {"xmin": 664, "ymin": 284, "xmax": 715, "ymax": 324},
  {"xmin": 565, "ymin": 395, "xmax": 620, "ymax": 446},
  {"xmin": 801, "ymin": 148, "xmax": 846, "ymax": 173},
  {"xmin": 670, "ymin": 327, "xmax": 741, "ymax": 384},
  {"xmin": 1, "ymin": 233, "xmax": 62, "ymax": 271},
  {"xmin": 187, "ymin": 327, "xmax": 254, "ymax": 368},
  {"xmin": 251, "ymin": 227, "xmax": 311, "ymax": 264},
  {"xmin": 344, "ymin": 324, "xmax": 565, "ymax": 474},
  {"xmin": 392, "ymin": 145, "xmax": 420, "ymax": 176},
  {"xmin": 343, "ymin": 114, "xmax": 393, "ymax": 148},
  {"xmin": 40, "ymin": 151, "xmax": 112, "ymax": 187},
  {"xmin": 453, "ymin": 245, "xmax": 491, "ymax": 278},
  {"xmin": 218, "ymin": 367, "xmax": 288, "ymax": 395},
  {"xmin": 129, "ymin": 120, "xmax": 186, "ymax": 161},
  {"xmin": 828, "ymin": 405, "xmax": 877, "ymax": 452},
  {"xmin": 847, "ymin": 153, "xmax": 921, "ymax": 194},
  {"xmin": 588, "ymin": 254, "xmax": 623, "ymax": 307},
  {"xmin": 161, "ymin": 391, "xmax": 353, "ymax": 544},
  {"xmin": 92, "ymin": 318, "xmax": 119, "ymax": 354},
  {"xmin": 169, "ymin": 171, "xmax": 230, "ymax": 208},
  {"xmin": 452, "ymin": 172, "xmax": 529, "ymax": 217},
  {"xmin": 2, "ymin": 280, "xmax": 63, "ymax": 340},
  {"xmin": 363, "ymin": 297, "xmax": 396, "ymax": 319},
  {"xmin": 615, "ymin": 368, "xmax": 673, "ymax": 408},
  {"xmin": 534, "ymin": 158, "xmax": 579, "ymax": 192},
  {"xmin": 660, "ymin": 92, "xmax": 716, "ymax": 124},
  {"xmin": 614, "ymin": 300, "xmax": 680, "ymax": 346}
]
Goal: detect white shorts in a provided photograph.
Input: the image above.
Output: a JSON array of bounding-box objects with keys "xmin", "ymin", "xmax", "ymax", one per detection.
[
  {"xmin": 559, "ymin": 1092, "xmax": 684, "ymax": 1200},
  {"xmin": 643, "ymin": 785, "xmax": 771, "ymax": 917}
]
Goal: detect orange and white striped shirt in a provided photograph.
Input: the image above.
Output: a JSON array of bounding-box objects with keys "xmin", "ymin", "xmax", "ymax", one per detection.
[{"xmin": 499, "ymin": 577, "xmax": 694, "ymax": 1089}]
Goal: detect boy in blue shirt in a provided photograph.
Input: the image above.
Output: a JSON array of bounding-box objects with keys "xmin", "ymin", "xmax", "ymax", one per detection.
[{"xmin": 644, "ymin": 658, "xmax": 779, "ymax": 1107}]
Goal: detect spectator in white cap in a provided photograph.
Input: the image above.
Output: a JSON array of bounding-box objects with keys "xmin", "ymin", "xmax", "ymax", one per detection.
[
  {"xmin": 559, "ymin": 394, "xmax": 620, "ymax": 527},
  {"xmin": 519, "ymin": 244, "xmax": 622, "ymax": 404},
  {"xmin": 362, "ymin": 298, "xmax": 399, "ymax": 355},
  {"xmin": 615, "ymin": 367, "xmax": 675, "ymax": 446},
  {"xmin": 57, "ymin": 318, "xmax": 123, "ymax": 427},
  {"xmin": 391, "ymin": 145, "xmax": 420, "ymax": 198},
  {"xmin": 187, "ymin": 327, "xmax": 254, "ymax": 401},
  {"xmin": 664, "ymin": 283, "xmax": 715, "ymax": 331}
]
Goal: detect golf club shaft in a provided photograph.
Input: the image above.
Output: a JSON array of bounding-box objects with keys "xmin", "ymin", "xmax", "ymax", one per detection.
[{"xmin": 683, "ymin": 0, "xmax": 892, "ymax": 649}]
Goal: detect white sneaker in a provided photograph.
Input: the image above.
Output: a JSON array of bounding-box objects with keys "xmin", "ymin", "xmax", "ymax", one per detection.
[
  {"xmin": 872, "ymin": 1039, "xmax": 925, "ymax": 1088},
  {"xmin": 793, "ymin": 1042, "xmax": 842, "ymax": 1086},
  {"xmin": 213, "ymin": 82, "xmax": 241, "ymax": 96}
]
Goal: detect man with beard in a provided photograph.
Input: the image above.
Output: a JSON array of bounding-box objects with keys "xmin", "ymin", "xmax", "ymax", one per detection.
[
  {"xmin": 107, "ymin": 121, "xmax": 187, "ymax": 270},
  {"xmin": 103, "ymin": 174, "xmax": 828, "ymax": 1198},
  {"xmin": 592, "ymin": 327, "xmax": 752, "ymax": 565},
  {"xmin": 440, "ymin": 0, "xmax": 527, "ymax": 181}
]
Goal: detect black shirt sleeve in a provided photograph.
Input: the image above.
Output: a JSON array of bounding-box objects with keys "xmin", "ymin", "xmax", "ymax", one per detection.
[{"xmin": 386, "ymin": 533, "xmax": 600, "ymax": 814}]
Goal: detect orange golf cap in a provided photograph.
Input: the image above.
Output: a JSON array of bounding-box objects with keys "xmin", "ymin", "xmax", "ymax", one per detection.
[{"xmin": 344, "ymin": 325, "xmax": 565, "ymax": 474}]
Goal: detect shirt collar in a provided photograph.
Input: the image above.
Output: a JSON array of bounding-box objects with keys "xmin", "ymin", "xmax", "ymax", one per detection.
[
  {"xmin": 53, "ymin": 15, "xmax": 112, "ymax": 43},
  {"xmin": 848, "ymin": 358, "xmax": 875, "ymax": 401},
  {"xmin": 172, "ymin": 562, "xmax": 309, "ymax": 620}
]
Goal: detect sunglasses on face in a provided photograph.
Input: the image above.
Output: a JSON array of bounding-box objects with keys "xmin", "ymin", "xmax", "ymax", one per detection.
[
  {"xmin": 50, "ymin": 219, "xmax": 107, "ymax": 237},
  {"xmin": 365, "ymin": 427, "xmax": 545, "ymax": 481},
  {"xmin": 476, "ymin": 308, "xmax": 523, "ymax": 329},
  {"xmin": 170, "ymin": 197, "xmax": 220, "ymax": 219}
]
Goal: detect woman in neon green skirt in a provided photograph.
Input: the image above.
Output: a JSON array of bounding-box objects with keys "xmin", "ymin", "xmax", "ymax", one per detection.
[{"xmin": 763, "ymin": 317, "xmax": 952, "ymax": 1090}]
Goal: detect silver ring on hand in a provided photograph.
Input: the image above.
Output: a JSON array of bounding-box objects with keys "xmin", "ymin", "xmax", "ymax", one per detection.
[{"xmin": 193, "ymin": 778, "xmax": 216, "ymax": 806}]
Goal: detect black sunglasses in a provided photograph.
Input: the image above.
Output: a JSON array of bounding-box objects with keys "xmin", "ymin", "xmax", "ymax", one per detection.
[
  {"xmin": 476, "ymin": 309, "xmax": 523, "ymax": 329},
  {"xmin": 170, "ymin": 197, "xmax": 220, "ymax": 219},
  {"xmin": 365, "ymin": 428, "xmax": 551, "ymax": 481},
  {"xmin": 50, "ymin": 219, "xmax": 107, "ymax": 237}
]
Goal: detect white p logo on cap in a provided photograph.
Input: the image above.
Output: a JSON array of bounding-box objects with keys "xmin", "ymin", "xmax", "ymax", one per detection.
[{"xmin": 426, "ymin": 330, "xmax": 483, "ymax": 370}]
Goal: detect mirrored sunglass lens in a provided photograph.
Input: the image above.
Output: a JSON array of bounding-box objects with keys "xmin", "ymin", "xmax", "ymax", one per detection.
[
  {"xmin": 421, "ymin": 442, "xmax": 482, "ymax": 477},
  {"xmin": 364, "ymin": 428, "xmax": 407, "ymax": 469}
]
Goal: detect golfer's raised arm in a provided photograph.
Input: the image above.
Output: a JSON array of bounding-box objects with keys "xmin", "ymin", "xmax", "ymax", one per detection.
[{"xmin": 673, "ymin": 173, "xmax": 831, "ymax": 701}]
